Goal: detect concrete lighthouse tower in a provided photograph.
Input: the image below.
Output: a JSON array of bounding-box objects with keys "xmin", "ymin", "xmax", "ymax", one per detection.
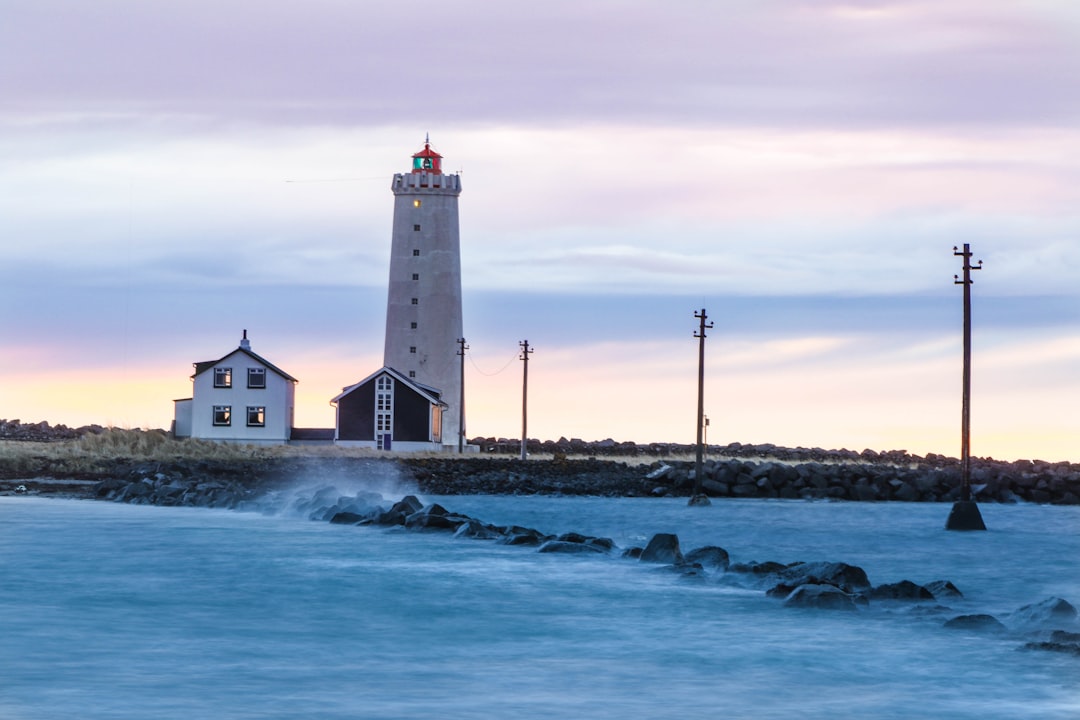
[{"xmin": 383, "ymin": 137, "xmax": 464, "ymax": 448}]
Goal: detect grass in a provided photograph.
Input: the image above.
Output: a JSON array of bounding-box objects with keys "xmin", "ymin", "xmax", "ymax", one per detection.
[{"xmin": 0, "ymin": 427, "xmax": 820, "ymax": 479}]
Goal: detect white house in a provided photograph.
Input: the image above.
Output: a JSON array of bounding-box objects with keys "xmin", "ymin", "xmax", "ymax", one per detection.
[{"xmin": 173, "ymin": 331, "xmax": 297, "ymax": 445}]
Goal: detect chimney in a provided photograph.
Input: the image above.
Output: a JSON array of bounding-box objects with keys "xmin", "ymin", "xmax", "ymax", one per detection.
[{"xmin": 240, "ymin": 329, "xmax": 251, "ymax": 351}]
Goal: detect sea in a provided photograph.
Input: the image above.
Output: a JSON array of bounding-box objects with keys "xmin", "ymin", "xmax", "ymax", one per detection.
[{"xmin": 2, "ymin": 483, "xmax": 1079, "ymax": 719}]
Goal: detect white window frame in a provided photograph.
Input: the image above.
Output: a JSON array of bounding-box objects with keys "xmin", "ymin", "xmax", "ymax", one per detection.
[
  {"xmin": 214, "ymin": 367, "xmax": 232, "ymax": 388},
  {"xmin": 247, "ymin": 367, "xmax": 266, "ymax": 389},
  {"xmin": 247, "ymin": 406, "xmax": 266, "ymax": 427},
  {"xmin": 213, "ymin": 405, "xmax": 232, "ymax": 426}
]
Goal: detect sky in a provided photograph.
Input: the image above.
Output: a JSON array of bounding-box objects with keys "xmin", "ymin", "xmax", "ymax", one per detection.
[{"xmin": 2, "ymin": 0, "xmax": 1079, "ymax": 461}]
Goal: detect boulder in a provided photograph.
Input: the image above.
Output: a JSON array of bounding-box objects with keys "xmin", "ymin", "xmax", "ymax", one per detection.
[
  {"xmin": 639, "ymin": 533, "xmax": 683, "ymax": 564},
  {"xmin": 453, "ymin": 519, "xmax": 505, "ymax": 540},
  {"xmin": 1007, "ymin": 597, "xmax": 1078, "ymax": 630},
  {"xmin": 783, "ymin": 584, "xmax": 858, "ymax": 611},
  {"xmin": 684, "ymin": 546, "xmax": 730, "ymax": 572},
  {"xmin": 404, "ymin": 504, "xmax": 470, "ymax": 531},
  {"xmin": 538, "ymin": 540, "xmax": 608, "ymax": 554},
  {"xmin": 778, "ymin": 561, "xmax": 871, "ymax": 593},
  {"xmin": 867, "ymin": 580, "xmax": 935, "ymax": 602},
  {"xmin": 925, "ymin": 580, "xmax": 963, "ymax": 600}
]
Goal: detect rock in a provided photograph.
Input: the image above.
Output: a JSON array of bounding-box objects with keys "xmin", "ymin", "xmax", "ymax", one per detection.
[
  {"xmin": 1007, "ymin": 597, "xmax": 1078, "ymax": 630},
  {"xmin": 778, "ymin": 561, "xmax": 871, "ymax": 593},
  {"xmin": 943, "ymin": 614, "xmax": 1007, "ymax": 633},
  {"xmin": 729, "ymin": 560, "xmax": 788, "ymax": 576},
  {"xmin": 453, "ymin": 519, "xmax": 505, "ymax": 540},
  {"xmin": 684, "ymin": 546, "xmax": 730, "ymax": 571},
  {"xmin": 329, "ymin": 511, "xmax": 367, "ymax": 525},
  {"xmin": 639, "ymin": 533, "xmax": 683, "ymax": 564},
  {"xmin": 404, "ymin": 504, "xmax": 469, "ymax": 531},
  {"xmin": 783, "ymin": 584, "xmax": 858, "ymax": 611},
  {"xmin": 867, "ymin": 580, "xmax": 935, "ymax": 602},
  {"xmin": 538, "ymin": 540, "xmax": 608, "ymax": 554},
  {"xmin": 499, "ymin": 526, "xmax": 547, "ymax": 546},
  {"xmin": 925, "ymin": 580, "xmax": 963, "ymax": 599}
]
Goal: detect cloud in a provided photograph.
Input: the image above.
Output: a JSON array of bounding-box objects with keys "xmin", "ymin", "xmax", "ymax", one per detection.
[{"xmin": 4, "ymin": 1, "xmax": 1079, "ymax": 129}]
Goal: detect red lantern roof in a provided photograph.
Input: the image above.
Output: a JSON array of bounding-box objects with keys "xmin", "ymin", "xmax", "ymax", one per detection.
[{"xmin": 411, "ymin": 136, "xmax": 443, "ymax": 174}]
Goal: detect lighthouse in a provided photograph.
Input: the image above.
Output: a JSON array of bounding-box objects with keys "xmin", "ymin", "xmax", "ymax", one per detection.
[{"xmin": 383, "ymin": 138, "xmax": 464, "ymax": 448}]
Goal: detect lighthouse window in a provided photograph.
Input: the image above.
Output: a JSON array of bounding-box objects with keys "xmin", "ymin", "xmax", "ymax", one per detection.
[
  {"xmin": 413, "ymin": 200, "xmax": 422, "ymax": 208},
  {"xmin": 410, "ymin": 322, "xmax": 417, "ymax": 329},
  {"xmin": 411, "ymin": 298, "xmax": 418, "ymax": 305},
  {"xmin": 413, "ymin": 224, "xmax": 421, "ymax": 232},
  {"xmin": 413, "ymin": 249, "xmax": 420, "ymax": 256},
  {"xmin": 409, "ymin": 371, "xmax": 416, "ymax": 378},
  {"xmin": 412, "ymin": 273, "xmax": 419, "ymax": 281},
  {"xmin": 410, "ymin": 346, "xmax": 417, "ymax": 354}
]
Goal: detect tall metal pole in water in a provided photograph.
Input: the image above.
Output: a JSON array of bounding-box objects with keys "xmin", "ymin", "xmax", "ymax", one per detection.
[
  {"xmin": 457, "ymin": 337, "xmax": 468, "ymax": 453},
  {"xmin": 690, "ymin": 309, "xmax": 713, "ymax": 506},
  {"xmin": 519, "ymin": 340, "xmax": 533, "ymax": 461},
  {"xmin": 946, "ymin": 244, "xmax": 986, "ymax": 531}
]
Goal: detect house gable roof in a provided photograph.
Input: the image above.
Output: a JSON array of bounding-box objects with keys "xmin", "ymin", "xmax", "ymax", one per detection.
[
  {"xmin": 192, "ymin": 347, "xmax": 298, "ymax": 383},
  {"xmin": 331, "ymin": 366, "xmax": 444, "ymax": 407}
]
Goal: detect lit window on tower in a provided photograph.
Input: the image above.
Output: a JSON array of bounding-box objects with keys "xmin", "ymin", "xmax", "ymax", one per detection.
[{"xmin": 413, "ymin": 199, "xmax": 422, "ymax": 208}]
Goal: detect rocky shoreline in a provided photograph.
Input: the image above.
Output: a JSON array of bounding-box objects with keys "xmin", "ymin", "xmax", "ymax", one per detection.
[
  {"xmin": 2, "ymin": 419, "xmax": 1079, "ymax": 505},
  {"xmin": 3, "ymin": 452, "xmax": 1080, "ymax": 507}
]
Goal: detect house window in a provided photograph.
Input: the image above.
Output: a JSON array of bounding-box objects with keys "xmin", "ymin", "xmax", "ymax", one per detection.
[
  {"xmin": 410, "ymin": 322, "xmax": 417, "ymax": 329},
  {"xmin": 411, "ymin": 298, "xmax": 418, "ymax": 305},
  {"xmin": 413, "ymin": 249, "xmax": 420, "ymax": 256},
  {"xmin": 214, "ymin": 368, "xmax": 232, "ymax": 388},
  {"xmin": 413, "ymin": 199, "xmax": 421, "ymax": 208},
  {"xmin": 247, "ymin": 368, "xmax": 266, "ymax": 389},
  {"xmin": 247, "ymin": 406, "xmax": 266, "ymax": 427},
  {"xmin": 413, "ymin": 224, "xmax": 421, "ymax": 231},
  {"xmin": 409, "ymin": 346, "xmax": 417, "ymax": 354},
  {"xmin": 213, "ymin": 405, "xmax": 232, "ymax": 426},
  {"xmin": 412, "ymin": 273, "xmax": 419, "ymax": 281}
]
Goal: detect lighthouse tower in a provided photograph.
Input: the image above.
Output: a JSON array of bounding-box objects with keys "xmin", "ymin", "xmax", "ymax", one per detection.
[{"xmin": 383, "ymin": 138, "xmax": 464, "ymax": 448}]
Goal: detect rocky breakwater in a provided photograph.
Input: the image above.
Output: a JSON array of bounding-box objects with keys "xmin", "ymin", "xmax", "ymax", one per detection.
[
  {"xmin": 89, "ymin": 457, "xmax": 406, "ymax": 508},
  {"xmin": 643, "ymin": 454, "xmax": 1080, "ymax": 505},
  {"xmin": 298, "ymin": 487, "xmax": 1080, "ymax": 661},
  {"xmin": 400, "ymin": 456, "xmax": 648, "ymax": 496}
]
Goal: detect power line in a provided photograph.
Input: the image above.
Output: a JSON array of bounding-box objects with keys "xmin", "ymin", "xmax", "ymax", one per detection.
[{"xmin": 468, "ymin": 348, "xmax": 520, "ymax": 376}]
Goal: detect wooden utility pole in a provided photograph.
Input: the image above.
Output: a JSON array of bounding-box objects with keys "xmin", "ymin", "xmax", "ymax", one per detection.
[
  {"xmin": 457, "ymin": 337, "xmax": 468, "ymax": 453},
  {"xmin": 519, "ymin": 340, "xmax": 533, "ymax": 461},
  {"xmin": 690, "ymin": 309, "xmax": 713, "ymax": 506},
  {"xmin": 946, "ymin": 244, "xmax": 986, "ymax": 531}
]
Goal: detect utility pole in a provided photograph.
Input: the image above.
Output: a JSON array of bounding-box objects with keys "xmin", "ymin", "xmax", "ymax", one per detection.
[
  {"xmin": 519, "ymin": 340, "xmax": 533, "ymax": 461},
  {"xmin": 457, "ymin": 337, "xmax": 468, "ymax": 453},
  {"xmin": 946, "ymin": 244, "xmax": 986, "ymax": 531},
  {"xmin": 690, "ymin": 309, "xmax": 713, "ymax": 507}
]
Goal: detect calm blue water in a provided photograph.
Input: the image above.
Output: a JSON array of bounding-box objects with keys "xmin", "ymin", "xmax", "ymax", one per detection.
[{"xmin": 2, "ymin": 491, "xmax": 1078, "ymax": 719}]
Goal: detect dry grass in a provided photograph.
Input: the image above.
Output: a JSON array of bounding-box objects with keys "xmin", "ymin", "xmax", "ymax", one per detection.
[{"xmin": 0, "ymin": 429, "xmax": 759, "ymax": 477}]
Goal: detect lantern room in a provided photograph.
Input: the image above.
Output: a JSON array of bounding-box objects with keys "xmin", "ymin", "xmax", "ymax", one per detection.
[{"xmin": 411, "ymin": 137, "xmax": 443, "ymax": 174}]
